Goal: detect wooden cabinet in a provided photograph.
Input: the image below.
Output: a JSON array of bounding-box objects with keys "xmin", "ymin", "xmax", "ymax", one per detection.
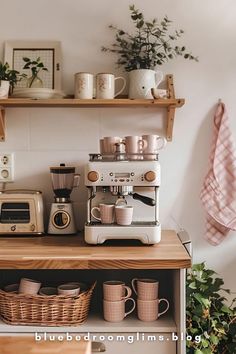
[{"xmin": 0, "ymin": 230, "xmax": 191, "ymax": 354}]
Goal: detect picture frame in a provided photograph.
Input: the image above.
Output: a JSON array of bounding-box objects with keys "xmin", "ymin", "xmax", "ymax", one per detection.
[{"xmin": 4, "ymin": 40, "xmax": 62, "ymax": 90}]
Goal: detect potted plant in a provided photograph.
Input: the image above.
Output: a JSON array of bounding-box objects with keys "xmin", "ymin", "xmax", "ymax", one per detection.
[
  {"xmin": 0, "ymin": 61, "xmax": 22, "ymax": 98},
  {"xmin": 102, "ymin": 5, "xmax": 198, "ymax": 98},
  {"xmin": 22, "ymin": 57, "xmax": 48, "ymax": 88},
  {"xmin": 186, "ymin": 263, "xmax": 236, "ymax": 354}
]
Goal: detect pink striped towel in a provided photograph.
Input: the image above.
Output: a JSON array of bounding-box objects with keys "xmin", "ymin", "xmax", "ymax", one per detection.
[{"xmin": 200, "ymin": 102, "xmax": 236, "ymax": 245}]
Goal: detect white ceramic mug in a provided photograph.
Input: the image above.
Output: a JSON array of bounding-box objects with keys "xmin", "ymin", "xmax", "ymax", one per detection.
[
  {"xmin": 103, "ymin": 280, "xmax": 132, "ymax": 301},
  {"xmin": 91, "ymin": 204, "xmax": 115, "ymax": 224},
  {"xmin": 103, "ymin": 298, "xmax": 136, "ymax": 322},
  {"xmin": 115, "ymin": 205, "xmax": 133, "ymax": 226},
  {"xmin": 103, "ymin": 136, "xmax": 123, "ymax": 154},
  {"xmin": 142, "ymin": 134, "xmax": 167, "ymax": 160},
  {"xmin": 96, "ymin": 73, "xmax": 126, "ymax": 99},
  {"xmin": 74, "ymin": 72, "xmax": 94, "ymax": 99},
  {"xmin": 137, "ymin": 298, "xmax": 169, "ymax": 321},
  {"xmin": 125, "ymin": 136, "xmax": 146, "ymax": 160}
]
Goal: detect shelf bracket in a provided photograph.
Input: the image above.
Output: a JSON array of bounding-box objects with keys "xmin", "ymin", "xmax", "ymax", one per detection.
[
  {"xmin": 0, "ymin": 107, "xmax": 5, "ymax": 142},
  {"xmin": 166, "ymin": 74, "xmax": 176, "ymax": 141},
  {"xmin": 167, "ymin": 106, "xmax": 175, "ymax": 142}
]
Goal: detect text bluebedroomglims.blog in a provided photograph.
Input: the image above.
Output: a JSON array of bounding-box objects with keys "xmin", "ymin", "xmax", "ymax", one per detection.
[{"xmin": 35, "ymin": 332, "xmax": 201, "ymax": 344}]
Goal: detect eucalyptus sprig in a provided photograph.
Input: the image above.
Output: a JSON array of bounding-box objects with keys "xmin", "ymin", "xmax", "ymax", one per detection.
[
  {"xmin": 23, "ymin": 57, "xmax": 48, "ymax": 88},
  {"xmin": 102, "ymin": 5, "xmax": 198, "ymax": 71},
  {"xmin": 186, "ymin": 263, "xmax": 236, "ymax": 354}
]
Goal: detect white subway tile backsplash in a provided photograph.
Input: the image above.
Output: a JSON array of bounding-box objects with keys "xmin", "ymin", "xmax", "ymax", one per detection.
[
  {"xmin": 0, "ymin": 109, "xmax": 30, "ymax": 151},
  {"xmin": 100, "ymin": 108, "xmax": 165, "ymax": 138},
  {"xmin": 28, "ymin": 108, "xmax": 100, "ymax": 151}
]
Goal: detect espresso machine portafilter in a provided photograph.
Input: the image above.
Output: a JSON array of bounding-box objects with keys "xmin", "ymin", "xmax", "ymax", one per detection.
[{"xmin": 109, "ymin": 185, "xmax": 156, "ymax": 206}]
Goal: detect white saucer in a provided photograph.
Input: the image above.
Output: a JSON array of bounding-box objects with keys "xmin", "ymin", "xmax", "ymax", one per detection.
[{"xmin": 11, "ymin": 88, "xmax": 65, "ymax": 99}]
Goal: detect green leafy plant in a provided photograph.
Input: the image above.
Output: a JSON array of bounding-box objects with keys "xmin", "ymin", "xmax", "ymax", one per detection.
[
  {"xmin": 102, "ymin": 5, "xmax": 198, "ymax": 72},
  {"xmin": 23, "ymin": 57, "xmax": 48, "ymax": 88},
  {"xmin": 186, "ymin": 263, "xmax": 236, "ymax": 354},
  {"xmin": 0, "ymin": 61, "xmax": 24, "ymax": 93}
]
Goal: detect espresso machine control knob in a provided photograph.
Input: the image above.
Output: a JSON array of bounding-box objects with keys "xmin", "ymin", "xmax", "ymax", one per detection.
[
  {"xmin": 88, "ymin": 171, "xmax": 99, "ymax": 182},
  {"xmin": 144, "ymin": 171, "xmax": 156, "ymax": 182}
]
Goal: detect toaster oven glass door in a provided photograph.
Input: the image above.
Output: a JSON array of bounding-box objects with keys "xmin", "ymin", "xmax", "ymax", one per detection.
[{"xmin": 0, "ymin": 202, "xmax": 30, "ymax": 223}]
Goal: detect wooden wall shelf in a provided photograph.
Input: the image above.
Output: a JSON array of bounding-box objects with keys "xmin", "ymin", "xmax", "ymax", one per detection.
[{"xmin": 0, "ymin": 75, "xmax": 184, "ymax": 142}]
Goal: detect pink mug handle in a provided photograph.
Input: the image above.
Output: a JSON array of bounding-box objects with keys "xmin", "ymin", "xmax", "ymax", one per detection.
[
  {"xmin": 124, "ymin": 297, "xmax": 136, "ymax": 317},
  {"xmin": 91, "ymin": 207, "xmax": 101, "ymax": 221},
  {"xmin": 123, "ymin": 286, "xmax": 132, "ymax": 300},
  {"xmin": 158, "ymin": 298, "xmax": 169, "ymax": 317},
  {"xmin": 131, "ymin": 278, "xmax": 138, "ymax": 296}
]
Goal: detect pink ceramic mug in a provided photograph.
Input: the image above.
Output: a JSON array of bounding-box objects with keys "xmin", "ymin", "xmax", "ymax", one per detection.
[
  {"xmin": 125, "ymin": 136, "xmax": 146, "ymax": 160},
  {"xmin": 103, "ymin": 298, "xmax": 136, "ymax": 322},
  {"xmin": 131, "ymin": 278, "xmax": 159, "ymax": 300},
  {"xmin": 103, "ymin": 280, "xmax": 132, "ymax": 301},
  {"xmin": 137, "ymin": 298, "xmax": 169, "ymax": 321},
  {"xmin": 18, "ymin": 278, "xmax": 41, "ymax": 295},
  {"xmin": 91, "ymin": 204, "xmax": 115, "ymax": 224},
  {"xmin": 115, "ymin": 205, "xmax": 133, "ymax": 226}
]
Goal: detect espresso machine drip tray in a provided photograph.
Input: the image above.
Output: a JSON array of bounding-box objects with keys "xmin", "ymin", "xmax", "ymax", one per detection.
[
  {"xmin": 87, "ymin": 221, "xmax": 159, "ymax": 227},
  {"xmin": 85, "ymin": 222, "xmax": 161, "ymax": 245}
]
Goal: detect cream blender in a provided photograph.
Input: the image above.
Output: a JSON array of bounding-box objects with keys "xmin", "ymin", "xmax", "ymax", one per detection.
[{"xmin": 48, "ymin": 164, "xmax": 80, "ymax": 234}]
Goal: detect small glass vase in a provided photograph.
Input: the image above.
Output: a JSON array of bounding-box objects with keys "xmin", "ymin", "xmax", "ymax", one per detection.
[{"xmin": 27, "ymin": 74, "xmax": 43, "ymax": 88}]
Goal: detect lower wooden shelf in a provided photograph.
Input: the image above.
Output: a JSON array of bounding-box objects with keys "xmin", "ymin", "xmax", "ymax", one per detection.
[{"xmin": 0, "ymin": 314, "xmax": 177, "ymax": 333}]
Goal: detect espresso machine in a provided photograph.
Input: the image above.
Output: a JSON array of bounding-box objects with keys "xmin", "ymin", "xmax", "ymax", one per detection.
[
  {"xmin": 84, "ymin": 153, "xmax": 161, "ymax": 244},
  {"xmin": 48, "ymin": 164, "xmax": 80, "ymax": 235}
]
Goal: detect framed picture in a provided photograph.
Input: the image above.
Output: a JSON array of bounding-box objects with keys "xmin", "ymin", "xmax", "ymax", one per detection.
[{"xmin": 4, "ymin": 40, "xmax": 62, "ymax": 90}]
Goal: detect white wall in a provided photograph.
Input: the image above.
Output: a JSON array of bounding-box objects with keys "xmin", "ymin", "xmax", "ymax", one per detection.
[{"xmin": 0, "ymin": 0, "xmax": 235, "ymax": 293}]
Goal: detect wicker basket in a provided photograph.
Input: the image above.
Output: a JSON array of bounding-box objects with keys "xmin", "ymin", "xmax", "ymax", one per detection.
[{"xmin": 0, "ymin": 282, "xmax": 96, "ymax": 326}]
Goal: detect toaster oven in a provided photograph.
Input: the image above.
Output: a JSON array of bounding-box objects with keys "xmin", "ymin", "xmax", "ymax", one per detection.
[{"xmin": 0, "ymin": 190, "xmax": 44, "ymax": 235}]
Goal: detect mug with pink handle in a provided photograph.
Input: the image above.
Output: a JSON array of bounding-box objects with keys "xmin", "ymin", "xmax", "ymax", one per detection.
[
  {"xmin": 103, "ymin": 280, "xmax": 132, "ymax": 301},
  {"xmin": 137, "ymin": 298, "xmax": 169, "ymax": 321},
  {"xmin": 125, "ymin": 136, "xmax": 147, "ymax": 160},
  {"xmin": 103, "ymin": 298, "xmax": 136, "ymax": 322},
  {"xmin": 142, "ymin": 134, "xmax": 167, "ymax": 160},
  {"xmin": 91, "ymin": 204, "xmax": 115, "ymax": 224},
  {"xmin": 131, "ymin": 278, "xmax": 159, "ymax": 300}
]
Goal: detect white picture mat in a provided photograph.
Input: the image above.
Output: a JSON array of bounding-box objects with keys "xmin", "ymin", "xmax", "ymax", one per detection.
[{"xmin": 4, "ymin": 41, "xmax": 62, "ymax": 90}]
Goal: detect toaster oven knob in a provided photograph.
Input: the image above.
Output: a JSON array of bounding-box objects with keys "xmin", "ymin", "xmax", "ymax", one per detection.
[
  {"xmin": 30, "ymin": 224, "xmax": 36, "ymax": 232},
  {"xmin": 144, "ymin": 171, "xmax": 156, "ymax": 182},
  {"xmin": 88, "ymin": 171, "xmax": 99, "ymax": 182}
]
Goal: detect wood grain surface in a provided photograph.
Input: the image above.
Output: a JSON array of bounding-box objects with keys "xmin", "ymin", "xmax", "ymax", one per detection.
[
  {"xmin": 0, "ymin": 98, "xmax": 185, "ymax": 108},
  {"xmin": 0, "ymin": 336, "xmax": 91, "ymax": 354},
  {"xmin": 0, "ymin": 230, "xmax": 191, "ymax": 270}
]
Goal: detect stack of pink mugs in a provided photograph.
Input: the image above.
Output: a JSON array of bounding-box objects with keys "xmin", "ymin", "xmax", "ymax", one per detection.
[
  {"xmin": 132, "ymin": 278, "xmax": 169, "ymax": 321},
  {"xmin": 100, "ymin": 135, "xmax": 167, "ymax": 160},
  {"xmin": 103, "ymin": 280, "xmax": 136, "ymax": 322}
]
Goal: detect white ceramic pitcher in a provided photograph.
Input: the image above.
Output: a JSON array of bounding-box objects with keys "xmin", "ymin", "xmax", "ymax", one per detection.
[{"xmin": 128, "ymin": 69, "xmax": 163, "ymax": 99}]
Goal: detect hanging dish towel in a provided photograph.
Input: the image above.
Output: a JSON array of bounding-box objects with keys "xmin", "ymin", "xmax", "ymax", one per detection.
[{"xmin": 200, "ymin": 102, "xmax": 236, "ymax": 245}]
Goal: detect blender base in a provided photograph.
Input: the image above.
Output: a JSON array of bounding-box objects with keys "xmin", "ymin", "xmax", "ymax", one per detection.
[{"xmin": 48, "ymin": 203, "xmax": 77, "ymax": 235}]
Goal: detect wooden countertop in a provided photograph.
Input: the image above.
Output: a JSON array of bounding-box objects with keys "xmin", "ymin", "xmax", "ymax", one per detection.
[
  {"xmin": 0, "ymin": 230, "xmax": 191, "ymax": 270},
  {"xmin": 0, "ymin": 337, "xmax": 91, "ymax": 354}
]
